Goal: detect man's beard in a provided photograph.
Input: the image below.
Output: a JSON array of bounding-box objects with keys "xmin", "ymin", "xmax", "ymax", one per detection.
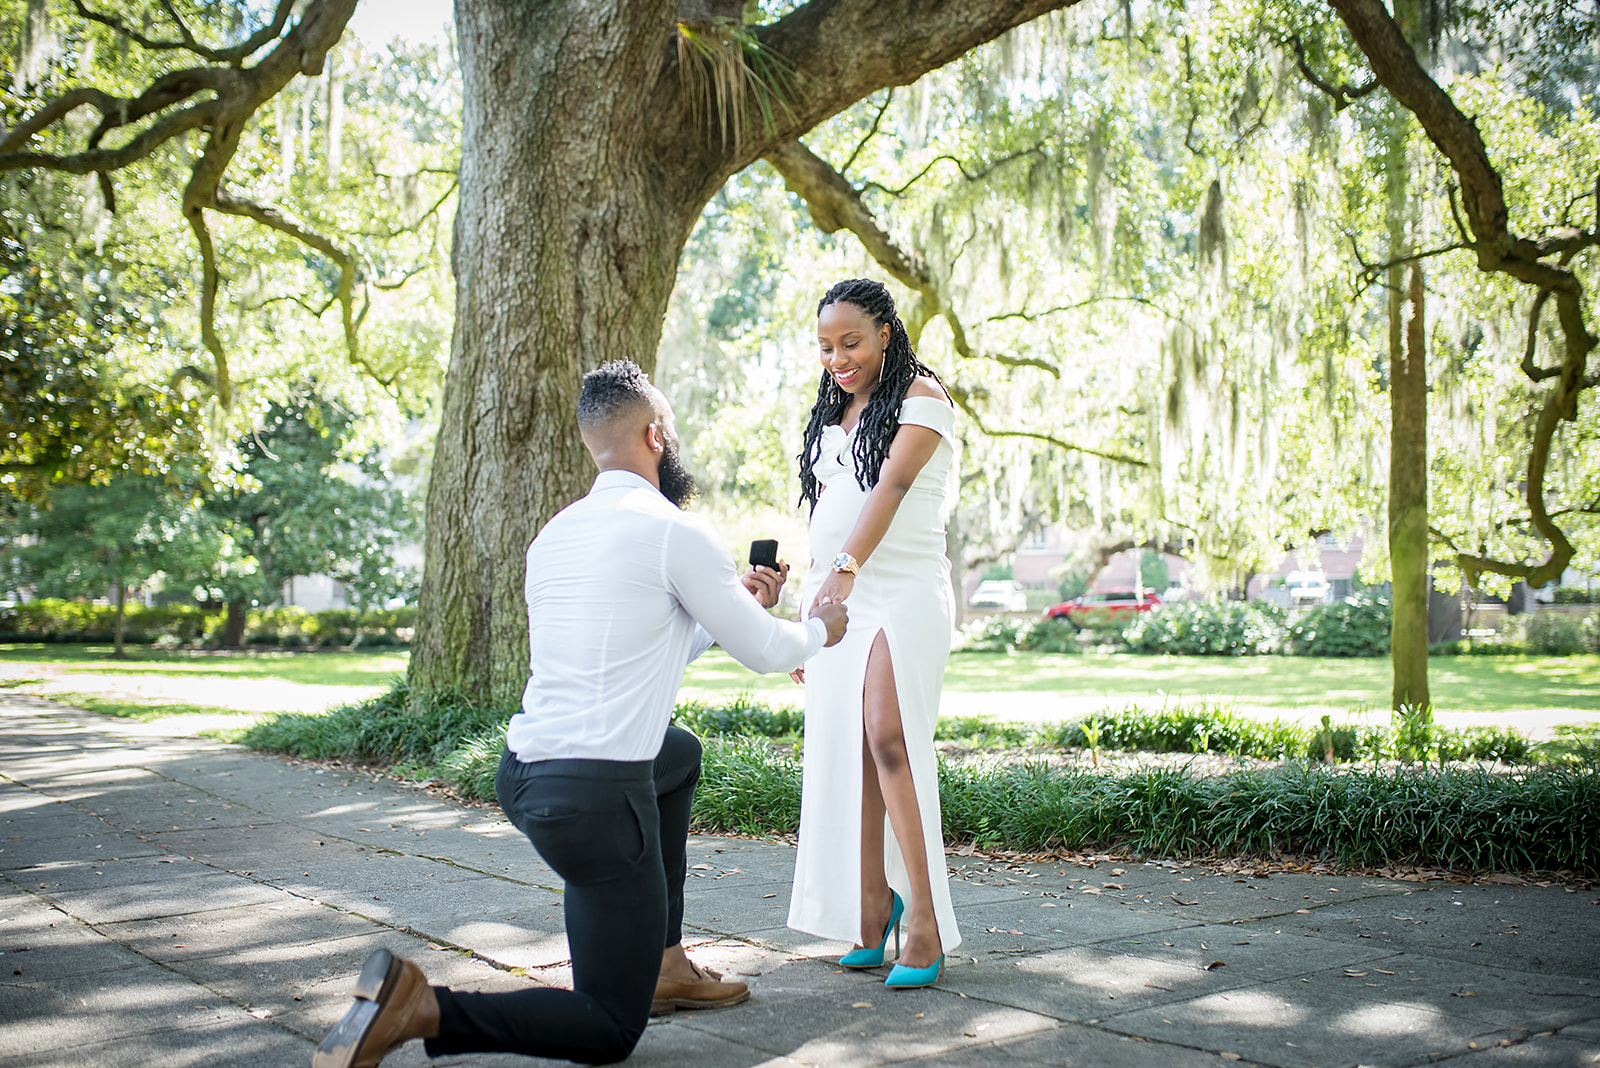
[{"xmin": 658, "ymin": 437, "xmax": 698, "ymax": 508}]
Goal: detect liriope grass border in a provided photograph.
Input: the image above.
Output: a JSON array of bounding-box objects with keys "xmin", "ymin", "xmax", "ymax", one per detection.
[{"xmin": 237, "ymin": 688, "xmax": 1600, "ymax": 875}]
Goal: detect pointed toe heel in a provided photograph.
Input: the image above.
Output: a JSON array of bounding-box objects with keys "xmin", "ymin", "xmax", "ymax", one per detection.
[
  {"xmin": 838, "ymin": 891, "xmax": 904, "ymax": 969},
  {"xmin": 885, "ymin": 955, "xmax": 943, "ymax": 989}
]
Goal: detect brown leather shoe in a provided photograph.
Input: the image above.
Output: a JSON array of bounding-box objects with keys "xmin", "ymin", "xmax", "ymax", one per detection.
[
  {"xmin": 651, "ymin": 961, "xmax": 750, "ymax": 1015},
  {"xmin": 313, "ymin": 948, "xmax": 431, "ymax": 1068}
]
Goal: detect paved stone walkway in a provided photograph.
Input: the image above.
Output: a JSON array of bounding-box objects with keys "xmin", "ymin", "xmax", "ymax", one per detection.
[{"xmin": 1, "ymin": 694, "xmax": 1597, "ymax": 1067}]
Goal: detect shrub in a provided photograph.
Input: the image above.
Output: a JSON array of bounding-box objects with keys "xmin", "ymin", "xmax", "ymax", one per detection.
[
  {"xmin": 0, "ymin": 598, "xmax": 220, "ymax": 643},
  {"xmin": 1034, "ymin": 702, "xmax": 1305, "ymax": 758},
  {"xmin": 673, "ymin": 694, "xmax": 804, "ymax": 738},
  {"xmin": 1123, "ymin": 601, "xmax": 1282, "ymax": 656},
  {"xmin": 955, "ymin": 615, "xmax": 1025, "ymax": 652},
  {"xmin": 1014, "ymin": 617, "xmax": 1080, "ymax": 653},
  {"xmin": 1524, "ymin": 611, "xmax": 1590, "ymax": 656},
  {"xmin": 1287, "ymin": 595, "xmax": 1391, "ymax": 656},
  {"xmin": 239, "ymin": 680, "xmax": 511, "ymax": 765},
  {"xmin": 1550, "ymin": 587, "xmax": 1598, "ymax": 605}
]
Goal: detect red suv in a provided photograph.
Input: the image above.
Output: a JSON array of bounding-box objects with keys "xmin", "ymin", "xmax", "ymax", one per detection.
[{"xmin": 1042, "ymin": 590, "xmax": 1162, "ymax": 627}]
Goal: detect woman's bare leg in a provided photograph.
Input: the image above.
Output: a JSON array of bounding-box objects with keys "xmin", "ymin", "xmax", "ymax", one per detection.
[
  {"xmin": 856, "ymin": 731, "xmax": 894, "ymax": 949},
  {"xmin": 860, "ymin": 630, "xmax": 941, "ymax": 969}
]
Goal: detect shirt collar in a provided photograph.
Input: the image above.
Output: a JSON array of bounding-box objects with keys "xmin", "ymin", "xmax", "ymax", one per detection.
[{"xmin": 590, "ymin": 468, "xmax": 661, "ymax": 497}]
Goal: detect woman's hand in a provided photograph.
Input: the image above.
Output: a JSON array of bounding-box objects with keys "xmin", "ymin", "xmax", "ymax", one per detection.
[
  {"xmin": 789, "ymin": 666, "xmax": 805, "ymax": 684},
  {"xmin": 809, "ymin": 569, "xmax": 855, "ymax": 612}
]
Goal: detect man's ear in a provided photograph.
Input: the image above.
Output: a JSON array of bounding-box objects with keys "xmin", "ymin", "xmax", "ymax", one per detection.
[{"xmin": 645, "ymin": 420, "xmax": 664, "ymax": 453}]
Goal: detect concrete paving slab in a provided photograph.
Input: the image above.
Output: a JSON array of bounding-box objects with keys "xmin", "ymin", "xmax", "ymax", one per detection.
[
  {"xmin": 0, "ymin": 829, "xmax": 164, "ymax": 871},
  {"xmin": 1097, "ymin": 920, "xmax": 1399, "ymax": 982},
  {"xmin": 0, "ymin": 955, "xmax": 258, "ymax": 1053},
  {"xmin": 1428, "ymin": 1031, "xmax": 1600, "ymax": 1068},
  {"xmin": 668, "ymin": 960, "xmax": 1059, "ymax": 1067},
  {"xmin": 893, "ymin": 1021, "xmax": 1226, "ymax": 1068},
  {"xmin": 0, "ymin": 1014, "xmax": 315, "ymax": 1068},
  {"xmin": 1280, "ymin": 954, "xmax": 1600, "ymax": 1033},
  {"xmin": 95, "ymin": 897, "xmax": 378, "ymax": 961},
  {"xmin": 9, "ymin": 853, "xmax": 216, "ymax": 893},
  {"xmin": 1102, "ymin": 979, "xmax": 1489, "ymax": 1067},
  {"xmin": 39, "ymin": 868, "xmax": 288, "ymax": 924},
  {"xmin": 1299, "ymin": 881, "xmax": 1600, "ymax": 979}
]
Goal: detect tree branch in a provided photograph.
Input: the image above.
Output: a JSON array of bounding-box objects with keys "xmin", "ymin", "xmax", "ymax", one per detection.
[
  {"xmin": 71, "ymin": 0, "xmax": 298, "ymax": 65},
  {"xmin": 6, "ymin": 0, "xmax": 361, "ymax": 409},
  {"xmin": 651, "ymin": 0, "xmax": 1086, "ymax": 202},
  {"xmin": 839, "ymin": 89, "xmax": 892, "ymax": 174},
  {"xmin": 857, "ymin": 145, "xmax": 1045, "ymax": 198},
  {"xmin": 210, "ymin": 190, "xmax": 378, "ymax": 382},
  {"xmin": 765, "ymin": 138, "xmax": 1061, "ymax": 379},
  {"xmin": 1287, "ymin": 34, "xmax": 1380, "ymax": 111},
  {"xmin": 1522, "ymin": 288, "xmax": 1561, "ymax": 383},
  {"xmin": 988, "ymin": 294, "xmax": 1197, "ymax": 332},
  {"xmin": 947, "ymin": 385, "xmax": 1148, "ymax": 467}
]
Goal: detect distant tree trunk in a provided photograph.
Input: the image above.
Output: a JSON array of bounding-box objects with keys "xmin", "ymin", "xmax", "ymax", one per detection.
[
  {"xmin": 223, "ymin": 596, "xmax": 249, "ymax": 648},
  {"xmin": 325, "ymin": 50, "xmax": 343, "ymax": 179},
  {"xmin": 1381, "ymin": 0, "xmax": 1430, "ymax": 715},
  {"xmin": 947, "ymin": 511, "xmax": 967, "ymax": 629},
  {"xmin": 112, "ymin": 582, "xmax": 128, "ymax": 659},
  {"xmin": 1390, "ymin": 260, "xmax": 1430, "ymax": 711}
]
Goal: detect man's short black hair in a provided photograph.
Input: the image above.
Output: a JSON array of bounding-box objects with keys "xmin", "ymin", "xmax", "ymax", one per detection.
[{"xmin": 578, "ymin": 360, "xmax": 654, "ymax": 432}]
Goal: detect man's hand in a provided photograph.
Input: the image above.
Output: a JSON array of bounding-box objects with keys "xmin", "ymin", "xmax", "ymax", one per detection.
[
  {"xmin": 811, "ymin": 602, "xmax": 848, "ymax": 647},
  {"xmin": 741, "ymin": 561, "xmax": 790, "ymax": 609}
]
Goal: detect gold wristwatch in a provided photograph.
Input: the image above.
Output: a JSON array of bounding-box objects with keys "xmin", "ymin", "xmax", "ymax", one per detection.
[{"xmin": 831, "ymin": 552, "xmax": 859, "ymax": 575}]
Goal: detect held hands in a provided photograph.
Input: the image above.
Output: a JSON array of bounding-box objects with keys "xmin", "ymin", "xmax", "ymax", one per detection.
[
  {"xmin": 810, "ymin": 601, "xmax": 847, "ymax": 648},
  {"xmin": 809, "ymin": 569, "xmax": 854, "ymax": 614},
  {"xmin": 741, "ymin": 561, "xmax": 791, "ymax": 609}
]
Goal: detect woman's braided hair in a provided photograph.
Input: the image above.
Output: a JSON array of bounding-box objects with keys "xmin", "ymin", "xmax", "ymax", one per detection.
[{"xmin": 798, "ymin": 279, "xmax": 947, "ymax": 513}]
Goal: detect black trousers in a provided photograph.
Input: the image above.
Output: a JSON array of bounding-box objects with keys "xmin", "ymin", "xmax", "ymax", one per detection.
[{"xmin": 424, "ymin": 726, "xmax": 702, "ymax": 1064}]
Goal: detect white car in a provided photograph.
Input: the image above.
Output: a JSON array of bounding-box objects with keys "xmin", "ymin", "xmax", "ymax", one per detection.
[
  {"xmin": 1285, "ymin": 570, "xmax": 1331, "ymax": 605},
  {"xmin": 968, "ymin": 579, "xmax": 1028, "ymax": 612}
]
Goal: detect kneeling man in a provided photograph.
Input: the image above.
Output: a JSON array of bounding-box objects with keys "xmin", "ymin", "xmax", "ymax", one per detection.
[{"xmin": 316, "ymin": 361, "xmax": 845, "ymax": 1066}]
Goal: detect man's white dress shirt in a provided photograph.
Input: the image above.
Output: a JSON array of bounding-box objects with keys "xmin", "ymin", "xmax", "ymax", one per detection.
[{"xmin": 506, "ymin": 469, "xmax": 826, "ymax": 763}]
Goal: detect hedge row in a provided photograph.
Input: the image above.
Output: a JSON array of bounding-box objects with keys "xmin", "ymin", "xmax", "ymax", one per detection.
[
  {"xmin": 0, "ymin": 598, "xmax": 416, "ymax": 647},
  {"xmin": 959, "ymin": 596, "xmax": 1600, "ymax": 658}
]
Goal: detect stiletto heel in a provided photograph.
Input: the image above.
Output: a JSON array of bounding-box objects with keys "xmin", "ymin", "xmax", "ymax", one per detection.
[
  {"xmin": 885, "ymin": 954, "xmax": 943, "ymax": 989},
  {"xmin": 838, "ymin": 891, "xmax": 904, "ymax": 969}
]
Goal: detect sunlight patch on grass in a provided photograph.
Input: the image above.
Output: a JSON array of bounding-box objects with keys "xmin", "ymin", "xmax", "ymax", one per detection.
[
  {"xmin": 47, "ymin": 691, "xmax": 254, "ymax": 722},
  {"xmin": 0, "ymin": 644, "xmax": 408, "ymax": 688}
]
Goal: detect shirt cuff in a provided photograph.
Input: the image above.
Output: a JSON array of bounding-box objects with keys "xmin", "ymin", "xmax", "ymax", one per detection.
[{"xmin": 804, "ymin": 614, "xmax": 828, "ymax": 656}]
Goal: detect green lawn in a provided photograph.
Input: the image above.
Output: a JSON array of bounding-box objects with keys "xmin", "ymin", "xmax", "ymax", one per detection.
[
  {"xmin": 683, "ymin": 649, "xmax": 1600, "ymax": 715},
  {"xmin": 0, "ymin": 644, "xmax": 407, "ymax": 688},
  {"xmin": 4, "ymin": 644, "xmax": 1595, "ymax": 718}
]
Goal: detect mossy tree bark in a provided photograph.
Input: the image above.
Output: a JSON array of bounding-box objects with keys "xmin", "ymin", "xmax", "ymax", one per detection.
[{"xmin": 1390, "ymin": 261, "xmax": 1430, "ymax": 712}]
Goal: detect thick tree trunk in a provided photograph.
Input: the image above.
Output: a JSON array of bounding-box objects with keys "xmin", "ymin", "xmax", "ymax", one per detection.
[
  {"xmin": 411, "ymin": 0, "xmax": 1084, "ymax": 704},
  {"xmin": 1390, "ymin": 261, "xmax": 1430, "ymax": 712},
  {"xmin": 223, "ymin": 596, "xmax": 249, "ymax": 649},
  {"xmin": 410, "ymin": 0, "xmax": 696, "ymax": 704}
]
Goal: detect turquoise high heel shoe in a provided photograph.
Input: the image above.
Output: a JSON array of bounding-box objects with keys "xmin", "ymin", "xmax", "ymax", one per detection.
[
  {"xmin": 838, "ymin": 891, "xmax": 904, "ymax": 969},
  {"xmin": 885, "ymin": 954, "xmax": 944, "ymax": 989}
]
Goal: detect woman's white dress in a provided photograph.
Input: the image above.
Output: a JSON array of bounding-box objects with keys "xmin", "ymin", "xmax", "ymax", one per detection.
[{"xmin": 788, "ymin": 395, "xmax": 962, "ymax": 955}]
